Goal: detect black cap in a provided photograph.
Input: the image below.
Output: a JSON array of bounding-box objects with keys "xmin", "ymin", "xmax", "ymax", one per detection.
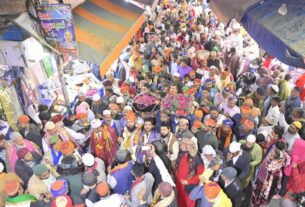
[
  {"xmin": 152, "ymin": 141, "xmax": 164, "ymax": 155},
  {"xmin": 39, "ymin": 111, "xmax": 51, "ymax": 121},
  {"xmin": 256, "ymin": 87, "xmax": 266, "ymax": 96},
  {"xmin": 61, "ymin": 155, "xmax": 78, "ymax": 170},
  {"xmin": 115, "ymin": 150, "xmax": 128, "ymax": 164},
  {"xmin": 82, "ymin": 172, "xmax": 97, "ymax": 186}
]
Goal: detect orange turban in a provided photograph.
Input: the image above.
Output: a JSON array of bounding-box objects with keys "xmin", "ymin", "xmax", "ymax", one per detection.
[
  {"xmin": 244, "ymin": 98, "xmax": 254, "ymax": 107},
  {"xmin": 205, "ymin": 118, "xmax": 216, "ymax": 127},
  {"xmin": 61, "ymin": 141, "xmax": 76, "ymax": 156},
  {"xmin": 243, "ymin": 119, "xmax": 255, "ymax": 129},
  {"xmin": 194, "ymin": 78, "xmax": 201, "ymax": 84},
  {"xmin": 96, "ymin": 182, "xmax": 110, "ymax": 197},
  {"xmin": 187, "ymin": 87, "xmax": 197, "ymax": 95},
  {"xmin": 204, "ymin": 182, "xmax": 221, "ymax": 199},
  {"xmin": 163, "ymin": 48, "xmax": 174, "ymax": 56},
  {"xmin": 189, "ymin": 70, "xmax": 196, "ymax": 76},
  {"xmin": 192, "ymin": 120, "xmax": 203, "ymax": 129},
  {"xmin": 75, "ymin": 113, "xmax": 88, "ymax": 120},
  {"xmin": 226, "ymin": 83, "xmax": 235, "ymax": 91},
  {"xmin": 153, "ymin": 66, "xmax": 163, "ymax": 73},
  {"xmin": 121, "ymin": 83, "xmax": 129, "ymax": 93},
  {"xmin": 5, "ymin": 181, "xmax": 20, "ymax": 196},
  {"xmin": 18, "ymin": 115, "xmax": 30, "ymax": 124},
  {"xmin": 241, "ymin": 105, "xmax": 253, "ymax": 115},
  {"xmin": 194, "ymin": 110, "xmax": 203, "ymax": 119},
  {"xmin": 126, "ymin": 111, "xmax": 137, "ymax": 122}
]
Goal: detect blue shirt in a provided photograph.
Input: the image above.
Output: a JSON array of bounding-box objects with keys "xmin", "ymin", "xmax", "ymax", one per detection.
[{"xmin": 189, "ymin": 185, "xmax": 212, "ymax": 207}]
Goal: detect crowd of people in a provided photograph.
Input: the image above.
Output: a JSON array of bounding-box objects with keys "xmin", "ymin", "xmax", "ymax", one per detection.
[{"xmin": 1, "ymin": 0, "xmax": 305, "ymax": 207}]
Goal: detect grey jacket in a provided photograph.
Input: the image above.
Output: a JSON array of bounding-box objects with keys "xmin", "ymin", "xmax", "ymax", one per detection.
[{"xmin": 128, "ymin": 172, "xmax": 155, "ymax": 207}]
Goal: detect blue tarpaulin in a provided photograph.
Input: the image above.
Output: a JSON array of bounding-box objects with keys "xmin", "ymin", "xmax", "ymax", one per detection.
[
  {"xmin": 241, "ymin": 0, "xmax": 305, "ymax": 68},
  {"xmin": 210, "ymin": 0, "xmax": 305, "ymax": 69}
]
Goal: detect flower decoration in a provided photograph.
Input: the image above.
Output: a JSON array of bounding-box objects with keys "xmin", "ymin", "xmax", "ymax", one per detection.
[{"xmin": 161, "ymin": 93, "xmax": 193, "ymax": 115}]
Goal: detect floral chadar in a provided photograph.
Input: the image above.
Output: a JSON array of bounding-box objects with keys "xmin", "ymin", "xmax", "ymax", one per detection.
[{"xmin": 161, "ymin": 93, "xmax": 194, "ymax": 116}]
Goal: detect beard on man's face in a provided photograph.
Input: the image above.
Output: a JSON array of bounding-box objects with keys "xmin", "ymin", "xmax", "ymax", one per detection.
[
  {"xmin": 127, "ymin": 125, "xmax": 136, "ymax": 132},
  {"xmin": 161, "ymin": 132, "xmax": 169, "ymax": 138}
]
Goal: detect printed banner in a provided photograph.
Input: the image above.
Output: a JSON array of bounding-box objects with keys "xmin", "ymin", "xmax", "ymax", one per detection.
[{"xmin": 36, "ymin": 4, "xmax": 78, "ymax": 60}]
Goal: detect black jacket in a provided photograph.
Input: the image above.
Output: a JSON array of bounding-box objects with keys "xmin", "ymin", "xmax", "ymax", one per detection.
[
  {"xmin": 223, "ymin": 149, "xmax": 250, "ymax": 182},
  {"xmin": 148, "ymin": 155, "xmax": 171, "ymax": 193},
  {"xmin": 14, "ymin": 152, "xmax": 42, "ymax": 189},
  {"xmin": 195, "ymin": 130, "xmax": 219, "ymax": 152},
  {"xmin": 219, "ymin": 177, "xmax": 243, "ymax": 207},
  {"xmin": 58, "ymin": 173, "xmax": 83, "ymax": 205},
  {"xmin": 81, "ymin": 189, "xmax": 100, "ymax": 204}
]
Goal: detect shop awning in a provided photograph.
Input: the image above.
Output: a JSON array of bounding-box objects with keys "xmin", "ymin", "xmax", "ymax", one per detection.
[
  {"xmin": 73, "ymin": 0, "xmax": 145, "ymax": 75},
  {"xmin": 241, "ymin": 0, "xmax": 305, "ymax": 68},
  {"xmin": 209, "ymin": 0, "xmax": 259, "ymax": 24}
]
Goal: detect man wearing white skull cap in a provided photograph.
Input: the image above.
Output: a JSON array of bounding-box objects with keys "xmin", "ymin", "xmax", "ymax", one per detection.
[
  {"xmin": 104, "ymin": 71, "xmax": 121, "ymax": 96},
  {"xmin": 103, "ymin": 110, "xmax": 111, "ymax": 116},
  {"xmin": 89, "ymin": 118, "xmax": 118, "ymax": 167},
  {"xmin": 223, "ymin": 141, "xmax": 251, "ymax": 183},
  {"xmin": 92, "ymin": 94, "xmax": 107, "ymax": 119},
  {"xmin": 90, "ymin": 119, "xmax": 102, "ymax": 129},
  {"xmin": 239, "ymin": 134, "xmax": 263, "ymax": 188}
]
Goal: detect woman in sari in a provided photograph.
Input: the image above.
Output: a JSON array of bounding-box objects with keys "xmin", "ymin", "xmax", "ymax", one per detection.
[{"xmin": 252, "ymin": 142, "xmax": 287, "ymax": 207}]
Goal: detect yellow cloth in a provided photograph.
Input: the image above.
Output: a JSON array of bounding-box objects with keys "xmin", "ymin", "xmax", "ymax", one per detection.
[
  {"xmin": 240, "ymin": 27, "xmax": 247, "ymax": 36},
  {"xmin": 293, "ymin": 121, "xmax": 302, "ymax": 129},
  {"xmin": 199, "ymin": 169, "xmax": 214, "ymax": 184},
  {"xmin": 0, "ymin": 88, "xmax": 18, "ymax": 131},
  {"xmin": 279, "ymin": 80, "xmax": 291, "ymax": 101},
  {"xmin": 212, "ymin": 191, "xmax": 232, "ymax": 207}
]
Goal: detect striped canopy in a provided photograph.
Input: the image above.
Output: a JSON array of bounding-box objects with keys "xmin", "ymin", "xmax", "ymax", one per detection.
[{"xmin": 73, "ymin": 0, "xmax": 145, "ymax": 75}]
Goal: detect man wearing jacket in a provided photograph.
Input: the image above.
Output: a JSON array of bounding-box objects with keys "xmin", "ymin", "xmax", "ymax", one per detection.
[
  {"xmin": 223, "ymin": 141, "xmax": 250, "ymax": 184},
  {"xmin": 107, "ymin": 150, "xmax": 134, "ymax": 195},
  {"xmin": 219, "ymin": 167, "xmax": 242, "ymax": 207},
  {"xmin": 27, "ymin": 164, "xmax": 57, "ymax": 201},
  {"xmin": 240, "ymin": 135, "xmax": 263, "ymax": 188},
  {"xmin": 126, "ymin": 163, "xmax": 155, "ymax": 207}
]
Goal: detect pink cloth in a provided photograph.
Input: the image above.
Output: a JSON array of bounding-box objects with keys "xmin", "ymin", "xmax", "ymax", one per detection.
[
  {"xmin": 43, "ymin": 124, "xmax": 80, "ymax": 151},
  {"xmin": 9, "ymin": 140, "xmax": 41, "ymax": 172},
  {"xmin": 284, "ymin": 139, "xmax": 305, "ymax": 176},
  {"xmin": 76, "ymin": 105, "xmax": 88, "ymax": 115}
]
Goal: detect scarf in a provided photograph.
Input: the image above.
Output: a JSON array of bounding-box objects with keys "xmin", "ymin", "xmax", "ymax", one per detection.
[
  {"xmin": 110, "ymin": 162, "xmax": 129, "ymax": 174},
  {"xmin": 44, "ymin": 124, "xmax": 78, "ymax": 151},
  {"xmin": 6, "ymin": 194, "xmax": 37, "ymax": 204},
  {"xmin": 51, "ymin": 148, "xmax": 62, "ymax": 166},
  {"xmin": 130, "ymin": 175, "xmax": 144, "ymax": 190},
  {"xmin": 217, "ymin": 128, "xmax": 232, "ymax": 149},
  {"xmin": 176, "ymin": 152, "xmax": 202, "ymax": 180},
  {"xmin": 87, "ymin": 161, "xmax": 98, "ymax": 173},
  {"xmin": 122, "ymin": 126, "xmax": 141, "ymax": 150},
  {"xmin": 10, "ymin": 140, "xmax": 40, "ymax": 172}
]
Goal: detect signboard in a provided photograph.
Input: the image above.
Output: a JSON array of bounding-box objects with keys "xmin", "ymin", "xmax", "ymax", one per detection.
[{"xmin": 36, "ymin": 4, "xmax": 78, "ymax": 61}]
